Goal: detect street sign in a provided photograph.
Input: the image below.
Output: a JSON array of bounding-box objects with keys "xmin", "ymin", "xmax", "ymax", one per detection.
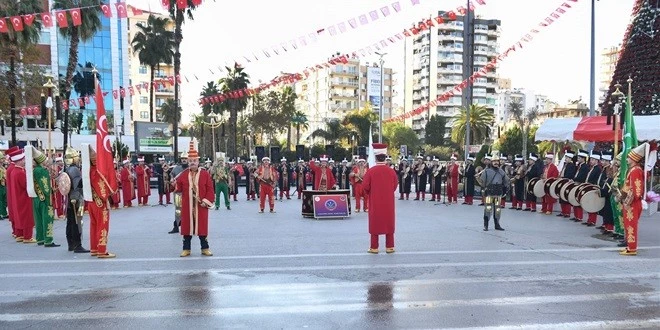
[
  {"xmin": 469, "ymin": 145, "xmax": 482, "ymax": 153},
  {"xmin": 400, "ymin": 145, "xmax": 407, "ymax": 156}
]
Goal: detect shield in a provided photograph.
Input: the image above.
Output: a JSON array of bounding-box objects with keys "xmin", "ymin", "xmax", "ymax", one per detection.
[{"xmin": 56, "ymin": 172, "xmax": 71, "ymax": 196}]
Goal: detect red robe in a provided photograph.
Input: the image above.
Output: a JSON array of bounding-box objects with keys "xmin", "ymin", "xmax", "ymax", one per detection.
[
  {"xmin": 309, "ymin": 162, "xmax": 336, "ymax": 191},
  {"xmin": 447, "ymin": 163, "xmax": 459, "ymax": 197},
  {"xmin": 9, "ymin": 165, "xmax": 35, "ymax": 239},
  {"xmin": 175, "ymin": 168, "xmax": 215, "ymax": 236},
  {"xmin": 543, "ymin": 163, "xmax": 559, "ymax": 202},
  {"xmin": 135, "ymin": 165, "xmax": 151, "ymax": 198},
  {"xmin": 6, "ymin": 163, "xmax": 15, "ymax": 228},
  {"xmin": 88, "ymin": 166, "xmax": 112, "ymax": 254},
  {"xmin": 362, "ymin": 163, "xmax": 398, "ymax": 235},
  {"xmin": 111, "ymin": 169, "xmax": 121, "ymax": 206},
  {"xmin": 622, "ymin": 165, "xmax": 644, "ymax": 251},
  {"xmin": 120, "ymin": 167, "xmax": 134, "ymax": 204},
  {"xmin": 52, "ymin": 165, "xmax": 65, "ymax": 217}
]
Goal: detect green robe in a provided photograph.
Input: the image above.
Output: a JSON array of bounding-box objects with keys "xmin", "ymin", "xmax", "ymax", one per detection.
[
  {"xmin": 33, "ymin": 165, "xmax": 55, "ymax": 245},
  {"xmin": 213, "ymin": 167, "xmax": 230, "ymax": 208}
]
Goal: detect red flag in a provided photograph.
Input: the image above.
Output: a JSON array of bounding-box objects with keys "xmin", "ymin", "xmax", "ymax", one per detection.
[
  {"xmin": 192, "ymin": 0, "xmax": 202, "ymax": 5},
  {"xmin": 10, "ymin": 16, "xmax": 24, "ymax": 31},
  {"xmin": 100, "ymin": 4, "xmax": 113, "ymax": 18},
  {"xmin": 55, "ymin": 11, "xmax": 68, "ymax": 28},
  {"xmin": 161, "ymin": 0, "xmax": 170, "ymax": 9},
  {"xmin": 0, "ymin": 19, "xmax": 7, "ymax": 33},
  {"xmin": 176, "ymin": 0, "xmax": 187, "ymax": 10},
  {"xmin": 115, "ymin": 2, "xmax": 128, "ymax": 18},
  {"xmin": 131, "ymin": 7, "xmax": 144, "ymax": 16},
  {"xmin": 94, "ymin": 80, "xmax": 118, "ymax": 192},
  {"xmin": 41, "ymin": 13, "xmax": 53, "ymax": 28},
  {"xmin": 70, "ymin": 8, "xmax": 82, "ymax": 26},
  {"xmin": 23, "ymin": 14, "xmax": 35, "ymax": 26}
]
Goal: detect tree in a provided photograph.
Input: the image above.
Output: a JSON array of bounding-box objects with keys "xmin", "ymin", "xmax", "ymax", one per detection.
[
  {"xmin": 279, "ymin": 86, "xmax": 298, "ymax": 150},
  {"xmin": 112, "ymin": 139, "xmax": 130, "ymax": 160},
  {"xmin": 601, "ymin": 0, "xmax": 660, "ymax": 116},
  {"xmin": 218, "ymin": 63, "xmax": 250, "ymax": 160},
  {"xmin": 310, "ymin": 119, "xmax": 352, "ymax": 145},
  {"xmin": 508, "ymin": 100, "xmax": 539, "ymax": 158},
  {"xmin": 0, "ymin": 63, "xmax": 47, "ymax": 122},
  {"xmin": 343, "ymin": 105, "xmax": 378, "ymax": 146},
  {"xmin": 0, "ymin": 0, "xmax": 44, "ymax": 145},
  {"xmin": 72, "ymin": 62, "xmax": 98, "ymax": 111},
  {"xmin": 451, "ymin": 104, "xmax": 494, "ymax": 146},
  {"xmin": 159, "ymin": 98, "xmax": 182, "ymax": 126},
  {"xmin": 166, "ymin": 0, "xmax": 199, "ymax": 161},
  {"xmin": 494, "ymin": 126, "xmax": 538, "ymax": 157},
  {"xmin": 424, "ymin": 115, "xmax": 448, "ymax": 147},
  {"xmin": 53, "ymin": 0, "xmax": 102, "ymax": 148},
  {"xmin": 382, "ymin": 122, "xmax": 420, "ymax": 158},
  {"xmin": 291, "ymin": 111, "xmax": 309, "ymax": 145},
  {"xmin": 197, "ymin": 81, "xmax": 221, "ymax": 157},
  {"xmin": 131, "ymin": 14, "xmax": 175, "ymax": 123}
]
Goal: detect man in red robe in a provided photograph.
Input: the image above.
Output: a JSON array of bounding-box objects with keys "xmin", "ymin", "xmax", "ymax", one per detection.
[
  {"xmin": 363, "ymin": 143, "xmax": 399, "ymax": 254},
  {"xmin": 135, "ymin": 157, "xmax": 151, "ymax": 206},
  {"xmin": 350, "ymin": 158, "xmax": 368, "ymax": 212},
  {"xmin": 256, "ymin": 157, "xmax": 278, "ymax": 213},
  {"xmin": 175, "ymin": 141, "xmax": 215, "ymax": 257},
  {"xmin": 9, "ymin": 148, "xmax": 36, "ymax": 243},
  {"xmin": 52, "ymin": 155, "xmax": 66, "ymax": 219},
  {"xmin": 5, "ymin": 146, "xmax": 19, "ymax": 238},
  {"xmin": 541, "ymin": 153, "xmax": 559, "ymax": 215},
  {"xmin": 120, "ymin": 159, "xmax": 134, "ymax": 207},
  {"xmin": 309, "ymin": 155, "xmax": 336, "ymax": 192},
  {"xmin": 82, "ymin": 144, "xmax": 116, "ymax": 258},
  {"xmin": 110, "ymin": 161, "xmax": 121, "ymax": 209},
  {"xmin": 446, "ymin": 154, "xmax": 460, "ymax": 203},
  {"xmin": 620, "ymin": 143, "xmax": 647, "ymax": 256}
]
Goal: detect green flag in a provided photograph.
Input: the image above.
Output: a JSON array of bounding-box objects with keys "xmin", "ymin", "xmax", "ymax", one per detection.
[{"xmin": 618, "ymin": 92, "xmax": 638, "ymax": 186}]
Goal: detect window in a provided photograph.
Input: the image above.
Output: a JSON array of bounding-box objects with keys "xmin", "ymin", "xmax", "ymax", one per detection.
[
  {"xmin": 140, "ymin": 96, "xmax": 148, "ymax": 104},
  {"xmin": 139, "ymin": 66, "xmax": 147, "ymax": 74},
  {"xmin": 139, "ymin": 111, "xmax": 149, "ymax": 119},
  {"xmin": 156, "ymin": 98, "xmax": 166, "ymax": 107}
]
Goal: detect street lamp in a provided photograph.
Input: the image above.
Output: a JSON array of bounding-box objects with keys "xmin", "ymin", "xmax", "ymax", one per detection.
[
  {"xmin": 375, "ymin": 52, "xmax": 387, "ymax": 143},
  {"xmin": 207, "ymin": 114, "xmax": 222, "ymax": 161},
  {"xmin": 43, "ymin": 77, "xmax": 58, "ymax": 158}
]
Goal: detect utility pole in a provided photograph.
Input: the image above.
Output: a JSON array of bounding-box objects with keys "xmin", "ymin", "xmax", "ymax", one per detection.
[
  {"xmin": 589, "ymin": 0, "xmax": 596, "ymax": 116},
  {"xmin": 462, "ymin": 0, "xmax": 475, "ymax": 158},
  {"xmin": 375, "ymin": 52, "xmax": 387, "ymax": 143}
]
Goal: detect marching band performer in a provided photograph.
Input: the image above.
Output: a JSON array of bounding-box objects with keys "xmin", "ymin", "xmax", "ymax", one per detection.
[
  {"xmin": 229, "ymin": 159, "xmax": 241, "ymax": 202},
  {"xmin": 397, "ymin": 158, "xmax": 412, "ymax": 200},
  {"xmin": 26, "ymin": 147, "xmax": 60, "ymax": 247},
  {"xmin": 478, "ymin": 154, "xmax": 492, "ymax": 206},
  {"xmin": 385, "ymin": 157, "xmax": 395, "ymax": 170},
  {"xmin": 277, "ymin": 158, "xmax": 293, "ymax": 200},
  {"xmin": 120, "ymin": 158, "xmax": 134, "ymax": 208},
  {"xmin": 598, "ymin": 151, "xmax": 615, "ymax": 233},
  {"xmin": 4, "ymin": 147, "xmax": 20, "ymax": 236},
  {"xmin": 363, "ymin": 143, "xmax": 398, "ymax": 254},
  {"xmin": 64, "ymin": 148, "xmax": 89, "ymax": 253},
  {"xmin": 212, "ymin": 158, "xmax": 231, "ymax": 210},
  {"xmin": 244, "ymin": 160, "xmax": 257, "ymax": 201},
  {"xmin": 310, "ymin": 155, "xmax": 336, "ymax": 192},
  {"xmin": 155, "ymin": 157, "xmax": 172, "ymax": 205},
  {"xmin": 540, "ymin": 153, "xmax": 559, "ymax": 215},
  {"xmin": 619, "ymin": 143, "xmax": 647, "ymax": 256},
  {"xmin": 295, "ymin": 159, "xmax": 308, "ymax": 199},
  {"xmin": 413, "ymin": 156, "xmax": 428, "ymax": 201},
  {"xmin": 610, "ymin": 155, "xmax": 625, "ymax": 241},
  {"xmin": 174, "ymin": 141, "xmax": 215, "ymax": 257},
  {"xmin": 582, "ymin": 150, "xmax": 602, "ymax": 226},
  {"xmin": 429, "ymin": 158, "xmax": 444, "ymax": 202},
  {"xmin": 524, "ymin": 153, "xmax": 542, "ymax": 212},
  {"xmin": 9, "ymin": 148, "xmax": 36, "ymax": 243},
  {"xmin": 52, "ymin": 155, "xmax": 66, "ymax": 218},
  {"xmin": 109, "ymin": 161, "xmax": 121, "ymax": 209},
  {"xmin": 571, "ymin": 149, "xmax": 590, "ymax": 221},
  {"xmin": 480, "ymin": 154, "xmax": 509, "ymax": 231},
  {"xmin": 350, "ymin": 158, "xmax": 368, "ymax": 212},
  {"xmin": 135, "ymin": 157, "xmax": 151, "ymax": 206},
  {"xmin": 463, "ymin": 155, "xmax": 476, "ymax": 205},
  {"xmin": 446, "ymin": 154, "xmax": 459, "ymax": 203},
  {"xmin": 500, "ymin": 154, "xmax": 510, "ymax": 208},
  {"xmin": 336, "ymin": 159, "xmax": 352, "ymax": 190},
  {"xmin": 0, "ymin": 156, "xmax": 7, "ymax": 220},
  {"xmin": 557, "ymin": 150, "xmax": 577, "ymax": 217},
  {"xmin": 256, "ymin": 157, "xmax": 278, "ymax": 213},
  {"xmin": 511, "ymin": 155, "xmax": 526, "ymax": 210}
]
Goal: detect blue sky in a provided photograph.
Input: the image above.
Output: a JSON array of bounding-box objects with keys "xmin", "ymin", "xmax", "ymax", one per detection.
[{"xmin": 131, "ymin": 0, "xmax": 633, "ymax": 121}]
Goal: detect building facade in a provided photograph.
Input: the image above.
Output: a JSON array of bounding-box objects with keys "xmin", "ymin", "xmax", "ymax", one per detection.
[
  {"xmin": 598, "ymin": 46, "xmax": 620, "ymax": 112},
  {"xmin": 537, "ymin": 102, "xmax": 589, "ymax": 120},
  {"xmin": 127, "ymin": 5, "xmax": 175, "ymax": 133},
  {"xmin": 294, "ymin": 54, "xmax": 395, "ymax": 143},
  {"xmin": 403, "ymin": 12, "xmax": 501, "ymax": 138}
]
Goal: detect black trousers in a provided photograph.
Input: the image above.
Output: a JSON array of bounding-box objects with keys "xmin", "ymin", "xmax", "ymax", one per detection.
[
  {"xmin": 65, "ymin": 201, "xmax": 83, "ymax": 249},
  {"xmin": 183, "ymin": 235, "xmax": 209, "ymax": 250}
]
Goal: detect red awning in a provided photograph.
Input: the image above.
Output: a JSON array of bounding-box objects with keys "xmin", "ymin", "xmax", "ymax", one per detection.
[{"xmin": 572, "ymin": 116, "xmax": 622, "ymax": 142}]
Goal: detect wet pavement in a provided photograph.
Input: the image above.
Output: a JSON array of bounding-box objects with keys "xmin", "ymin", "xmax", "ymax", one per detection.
[{"xmin": 1, "ymin": 190, "xmax": 659, "ymax": 329}]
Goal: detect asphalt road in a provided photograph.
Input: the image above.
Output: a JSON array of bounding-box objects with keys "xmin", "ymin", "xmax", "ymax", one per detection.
[{"xmin": 1, "ymin": 189, "xmax": 659, "ymax": 329}]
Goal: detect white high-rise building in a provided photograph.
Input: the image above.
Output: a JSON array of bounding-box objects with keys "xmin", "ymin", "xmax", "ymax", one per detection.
[{"xmin": 403, "ymin": 12, "xmax": 501, "ymax": 138}]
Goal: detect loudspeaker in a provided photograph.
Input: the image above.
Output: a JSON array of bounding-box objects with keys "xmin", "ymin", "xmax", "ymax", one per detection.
[
  {"xmin": 296, "ymin": 144, "xmax": 305, "ymax": 160},
  {"xmin": 358, "ymin": 146, "xmax": 367, "ymax": 159},
  {"xmin": 325, "ymin": 144, "xmax": 334, "ymax": 158},
  {"xmin": 270, "ymin": 146, "xmax": 281, "ymax": 162},
  {"xmin": 255, "ymin": 146, "xmax": 265, "ymax": 162}
]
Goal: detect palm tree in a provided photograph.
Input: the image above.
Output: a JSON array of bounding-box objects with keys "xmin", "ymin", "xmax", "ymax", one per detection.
[
  {"xmin": 166, "ymin": 0, "xmax": 199, "ymax": 161},
  {"xmin": 53, "ymin": 0, "xmax": 101, "ymax": 148},
  {"xmin": 310, "ymin": 119, "xmax": 352, "ymax": 145},
  {"xmin": 343, "ymin": 107, "xmax": 378, "ymax": 145},
  {"xmin": 198, "ymin": 81, "xmax": 221, "ymax": 157},
  {"xmin": 159, "ymin": 98, "xmax": 182, "ymax": 124},
  {"xmin": 291, "ymin": 111, "xmax": 309, "ymax": 145},
  {"xmin": 278, "ymin": 86, "xmax": 298, "ymax": 150},
  {"xmin": 451, "ymin": 104, "xmax": 495, "ymax": 147},
  {"xmin": 508, "ymin": 100, "xmax": 539, "ymax": 158},
  {"xmin": 0, "ymin": 0, "xmax": 44, "ymax": 145},
  {"xmin": 131, "ymin": 14, "xmax": 175, "ymax": 123},
  {"xmin": 218, "ymin": 63, "xmax": 250, "ymax": 159},
  {"xmin": 72, "ymin": 62, "xmax": 99, "ymax": 132}
]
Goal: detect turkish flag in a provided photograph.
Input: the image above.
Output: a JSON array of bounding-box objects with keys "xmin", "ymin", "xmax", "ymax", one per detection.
[
  {"xmin": 23, "ymin": 14, "xmax": 35, "ymax": 26},
  {"xmin": 55, "ymin": 11, "xmax": 68, "ymax": 28},
  {"xmin": 131, "ymin": 7, "xmax": 144, "ymax": 16},
  {"xmin": 10, "ymin": 16, "xmax": 24, "ymax": 31},
  {"xmin": 94, "ymin": 80, "xmax": 118, "ymax": 193},
  {"xmin": 0, "ymin": 19, "xmax": 7, "ymax": 33},
  {"xmin": 192, "ymin": 0, "xmax": 202, "ymax": 5},
  {"xmin": 161, "ymin": 0, "xmax": 170, "ymax": 9},
  {"xmin": 176, "ymin": 0, "xmax": 187, "ymax": 10},
  {"xmin": 70, "ymin": 8, "xmax": 82, "ymax": 26},
  {"xmin": 100, "ymin": 4, "xmax": 112, "ymax": 18},
  {"xmin": 115, "ymin": 2, "xmax": 128, "ymax": 18},
  {"xmin": 41, "ymin": 13, "xmax": 53, "ymax": 28}
]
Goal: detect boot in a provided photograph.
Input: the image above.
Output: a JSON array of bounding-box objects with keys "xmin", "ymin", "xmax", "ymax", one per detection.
[
  {"xmin": 168, "ymin": 220, "xmax": 179, "ymax": 234},
  {"xmin": 483, "ymin": 216, "xmax": 489, "ymax": 231},
  {"xmin": 494, "ymin": 218, "xmax": 505, "ymax": 231}
]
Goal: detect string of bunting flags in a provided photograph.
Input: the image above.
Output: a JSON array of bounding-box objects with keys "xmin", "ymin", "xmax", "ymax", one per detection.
[
  {"xmin": 198, "ymin": 0, "xmax": 487, "ymax": 106},
  {"xmin": 385, "ymin": 0, "xmax": 582, "ymax": 122}
]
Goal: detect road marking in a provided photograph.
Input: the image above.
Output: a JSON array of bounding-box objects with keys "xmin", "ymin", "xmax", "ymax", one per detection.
[
  {"xmin": 0, "ymin": 272, "xmax": 657, "ymax": 297},
  {"xmin": 436, "ymin": 318, "xmax": 660, "ymax": 330},
  {"xmin": 0, "ymin": 258, "xmax": 655, "ymax": 278},
  {"xmin": 0, "ymin": 292, "xmax": 657, "ymax": 321},
  {"xmin": 1, "ymin": 246, "xmax": 659, "ymax": 265}
]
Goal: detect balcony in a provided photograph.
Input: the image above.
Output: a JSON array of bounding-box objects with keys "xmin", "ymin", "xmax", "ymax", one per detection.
[
  {"xmin": 437, "ymin": 67, "xmax": 461, "ymax": 74},
  {"xmin": 331, "ymin": 68, "xmax": 358, "ymax": 77},
  {"xmin": 155, "ymin": 88, "xmax": 174, "ymax": 94},
  {"xmin": 437, "ymin": 56, "xmax": 462, "ymax": 64},
  {"xmin": 331, "ymin": 80, "xmax": 358, "ymax": 88},
  {"xmin": 330, "ymin": 103, "xmax": 354, "ymax": 111},
  {"xmin": 330, "ymin": 92, "xmax": 357, "ymax": 99},
  {"xmin": 488, "ymin": 29, "xmax": 500, "ymax": 37}
]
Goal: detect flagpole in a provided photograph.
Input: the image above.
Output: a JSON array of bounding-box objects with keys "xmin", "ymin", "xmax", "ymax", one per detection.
[{"xmin": 611, "ymin": 83, "xmax": 624, "ymax": 155}]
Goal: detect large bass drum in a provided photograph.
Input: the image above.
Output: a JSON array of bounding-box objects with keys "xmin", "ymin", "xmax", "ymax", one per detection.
[
  {"xmin": 544, "ymin": 177, "xmax": 559, "ymax": 197},
  {"xmin": 550, "ymin": 178, "xmax": 570, "ymax": 200},
  {"xmin": 526, "ymin": 178, "xmax": 542, "ymax": 197},
  {"xmin": 577, "ymin": 184, "xmax": 605, "ymax": 213},
  {"xmin": 560, "ymin": 181, "xmax": 580, "ymax": 205}
]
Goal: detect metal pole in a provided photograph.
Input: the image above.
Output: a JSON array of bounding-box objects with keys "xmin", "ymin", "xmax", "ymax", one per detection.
[
  {"xmin": 9, "ymin": 56, "xmax": 17, "ymax": 147},
  {"xmin": 589, "ymin": 0, "xmax": 596, "ymax": 116},
  {"xmin": 463, "ymin": 0, "xmax": 474, "ymax": 159},
  {"xmin": 212, "ymin": 119, "xmax": 216, "ymax": 161},
  {"xmin": 379, "ymin": 57, "xmax": 384, "ymax": 143}
]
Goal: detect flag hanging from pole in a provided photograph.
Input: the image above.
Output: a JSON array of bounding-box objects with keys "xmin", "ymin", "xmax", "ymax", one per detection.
[
  {"xmin": 367, "ymin": 125, "xmax": 376, "ymax": 168},
  {"xmin": 95, "ymin": 77, "xmax": 118, "ymax": 193},
  {"xmin": 618, "ymin": 88, "xmax": 638, "ymax": 187}
]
